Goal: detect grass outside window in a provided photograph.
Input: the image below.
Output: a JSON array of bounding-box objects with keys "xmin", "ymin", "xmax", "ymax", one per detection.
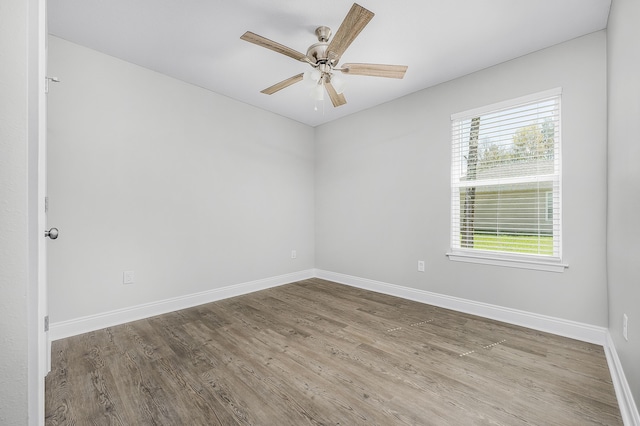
[{"xmin": 470, "ymin": 234, "xmax": 553, "ymax": 256}]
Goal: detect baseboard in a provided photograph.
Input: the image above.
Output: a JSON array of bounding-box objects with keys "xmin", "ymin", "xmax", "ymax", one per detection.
[
  {"xmin": 52, "ymin": 267, "xmax": 608, "ymax": 345},
  {"xmin": 50, "ymin": 269, "xmax": 315, "ymax": 341},
  {"xmin": 605, "ymin": 332, "xmax": 640, "ymax": 426},
  {"xmin": 315, "ymin": 269, "xmax": 607, "ymax": 345}
]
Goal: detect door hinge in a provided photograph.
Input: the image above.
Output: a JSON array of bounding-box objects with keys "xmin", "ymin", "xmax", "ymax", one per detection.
[
  {"xmin": 44, "ymin": 196, "xmax": 49, "ymax": 213},
  {"xmin": 45, "ymin": 76, "xmax": 60, "ymax": 94},
  {"xmin": 44, "ymin": 315, "xmax": 49, "ymax": 332}
]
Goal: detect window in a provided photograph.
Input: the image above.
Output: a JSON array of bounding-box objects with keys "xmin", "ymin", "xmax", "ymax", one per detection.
[{"xmin": 448, "ymin": 89, "xmax": 566, "ymax": 272}]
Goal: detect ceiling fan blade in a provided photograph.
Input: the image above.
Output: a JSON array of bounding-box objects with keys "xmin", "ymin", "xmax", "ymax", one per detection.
[
  {"xmin": 241, "ymin": 31, "xmax": 309, "ymax": 62},
  {"xmin": 260, "ymin": 73, "xmax": 304, "ymax": 95},
  {"xmin": 341, "ymin": 63, "xmax": 408, "ymax": 79},
  {"xmin": 325, "ymin": 83, "xmax": 347, "ymax": 107},
  {"xmin": 326, "ymin": 3, "xmax": 374, "ymax": 62}
]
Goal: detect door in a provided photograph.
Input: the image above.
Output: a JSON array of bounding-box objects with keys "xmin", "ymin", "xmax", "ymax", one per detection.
[{"xmin": 37, "ymin": 0, "xmax": 52, "ymax": 422}]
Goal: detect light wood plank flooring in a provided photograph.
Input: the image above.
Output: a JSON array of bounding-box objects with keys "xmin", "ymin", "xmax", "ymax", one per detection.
[{"xmin": 45, "ymin": 278, "xmax": 622, "ymax": 425}]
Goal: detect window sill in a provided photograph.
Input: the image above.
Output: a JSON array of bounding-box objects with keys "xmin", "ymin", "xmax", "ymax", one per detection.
[{"xmin": 446, "ymin": 251, "xmax": 568, "ymax": 273}]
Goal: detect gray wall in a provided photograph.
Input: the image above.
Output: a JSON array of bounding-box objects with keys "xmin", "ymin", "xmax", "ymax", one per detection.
[
  {"xmin": 316, "ymin": 31, "xmax": 608, "ymax": 326},
  {"xmin": 607, "ymin": 0, "xmax": 640, "ymax": 409},
  {"xmin": 47, "ymin": 37, "xmax": 315, "ymax": 323}
]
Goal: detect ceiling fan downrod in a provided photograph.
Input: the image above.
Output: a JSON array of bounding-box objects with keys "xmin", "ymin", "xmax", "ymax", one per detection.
[{"xmin": 315, "ymin": 26, "xmax": 331, "ymax": 43}]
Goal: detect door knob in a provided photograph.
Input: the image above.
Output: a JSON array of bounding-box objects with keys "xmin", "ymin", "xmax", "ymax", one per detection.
[{"xmin": 45, "ymin": 228, "xmax": 59, "ymax": 240}]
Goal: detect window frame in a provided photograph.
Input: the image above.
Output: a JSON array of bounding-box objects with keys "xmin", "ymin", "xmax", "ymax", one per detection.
[{"xmin": 446, "ymin": 88, "xmax": 568, "ymax": 272}]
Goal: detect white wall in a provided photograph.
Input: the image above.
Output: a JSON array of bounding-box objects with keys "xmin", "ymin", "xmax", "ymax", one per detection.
[
  {"xmin": 316, "ymin": 32, "xmax": 608, "ymax": 326},
  {"xmin": 607, "ymin": 0, "xmax": 640, "ymax": 410},
  {"xmin": 47, "ymin": 37, "xmax": 315, "ymax": 323}
]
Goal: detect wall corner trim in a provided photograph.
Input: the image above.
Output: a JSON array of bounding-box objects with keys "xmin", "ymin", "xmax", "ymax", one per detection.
[
  {"xmin": 605, "ymin": 332, "xmax": 640, "ymax": 426},
  {"xmin": 315, "ymin": 269, "xmax": 607, "ymax": 345},
  {"xmin": 50, "ymin": 269, "xmax": 315, "ymax": 341}
]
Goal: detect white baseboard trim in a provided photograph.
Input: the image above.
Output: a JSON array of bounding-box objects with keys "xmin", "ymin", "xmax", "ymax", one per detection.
[
  {"xmin": 51, "ymin": 267, "xmax": 609, "ymax": 345},
  {"xmin": 50, "ymin": 269, "xmax": 315, "ymax": 341},
  {"xmin": 605, "ymin": 332, "xmax": 640, "ymax": 426},
  {"xmin": 315, "ymin": 269, "xmax": 607, "ymax": 345}
]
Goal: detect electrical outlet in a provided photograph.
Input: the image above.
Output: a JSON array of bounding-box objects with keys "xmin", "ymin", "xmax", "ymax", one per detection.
[
  {"xmin": 291, "ymin": 250, "xmax": 297, "ymax": 259},
  {"xmin": 123, "ymin": 270, "xmax": 135, "ymax": 285},
  {"xmin": 417, "ymin": 260, "xmax": 425, "ymax": 272},
  {"xmin": 623, "ymin": 314, "xmax": 628, "ymax": 341}
]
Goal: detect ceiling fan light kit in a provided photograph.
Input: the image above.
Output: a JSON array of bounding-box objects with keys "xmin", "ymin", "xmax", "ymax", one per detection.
[
  {"xmin": 311, "ymin": 84, "xmax": 325, "ymax": 102},
  {"xmin": 303, "ymin": 69, "xmax": 322, "ymax": 84},
  {"xmin": 240, "ymin": 3, "xmax": 407, "ymax": 108}
]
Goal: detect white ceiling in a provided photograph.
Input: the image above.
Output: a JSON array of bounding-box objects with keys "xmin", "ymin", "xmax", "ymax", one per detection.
[{"xmin": 48, "ymin": 0, "xmax": 611, "ymax": 127}]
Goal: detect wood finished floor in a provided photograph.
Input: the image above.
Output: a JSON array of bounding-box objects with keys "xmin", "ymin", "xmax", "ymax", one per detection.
[{"xmin": 45, "ymin": 278, "xmax": 622, "ymax": 425}]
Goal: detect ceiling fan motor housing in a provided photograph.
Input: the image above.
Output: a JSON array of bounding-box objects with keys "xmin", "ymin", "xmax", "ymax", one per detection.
[{"xmin": 306, "ymin": 27, "xmax": 337, "ymax": 66}]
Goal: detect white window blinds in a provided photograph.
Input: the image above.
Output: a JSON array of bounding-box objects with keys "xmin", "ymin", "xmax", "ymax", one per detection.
[{"xmin": 450, "ymin": 89, "xmax": 562, "ymax": 261}]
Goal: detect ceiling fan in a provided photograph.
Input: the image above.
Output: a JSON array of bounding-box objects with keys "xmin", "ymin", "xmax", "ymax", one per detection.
[{"xmin": 240, "ymin": 3, "xmax": 408, "ymax": 107}]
